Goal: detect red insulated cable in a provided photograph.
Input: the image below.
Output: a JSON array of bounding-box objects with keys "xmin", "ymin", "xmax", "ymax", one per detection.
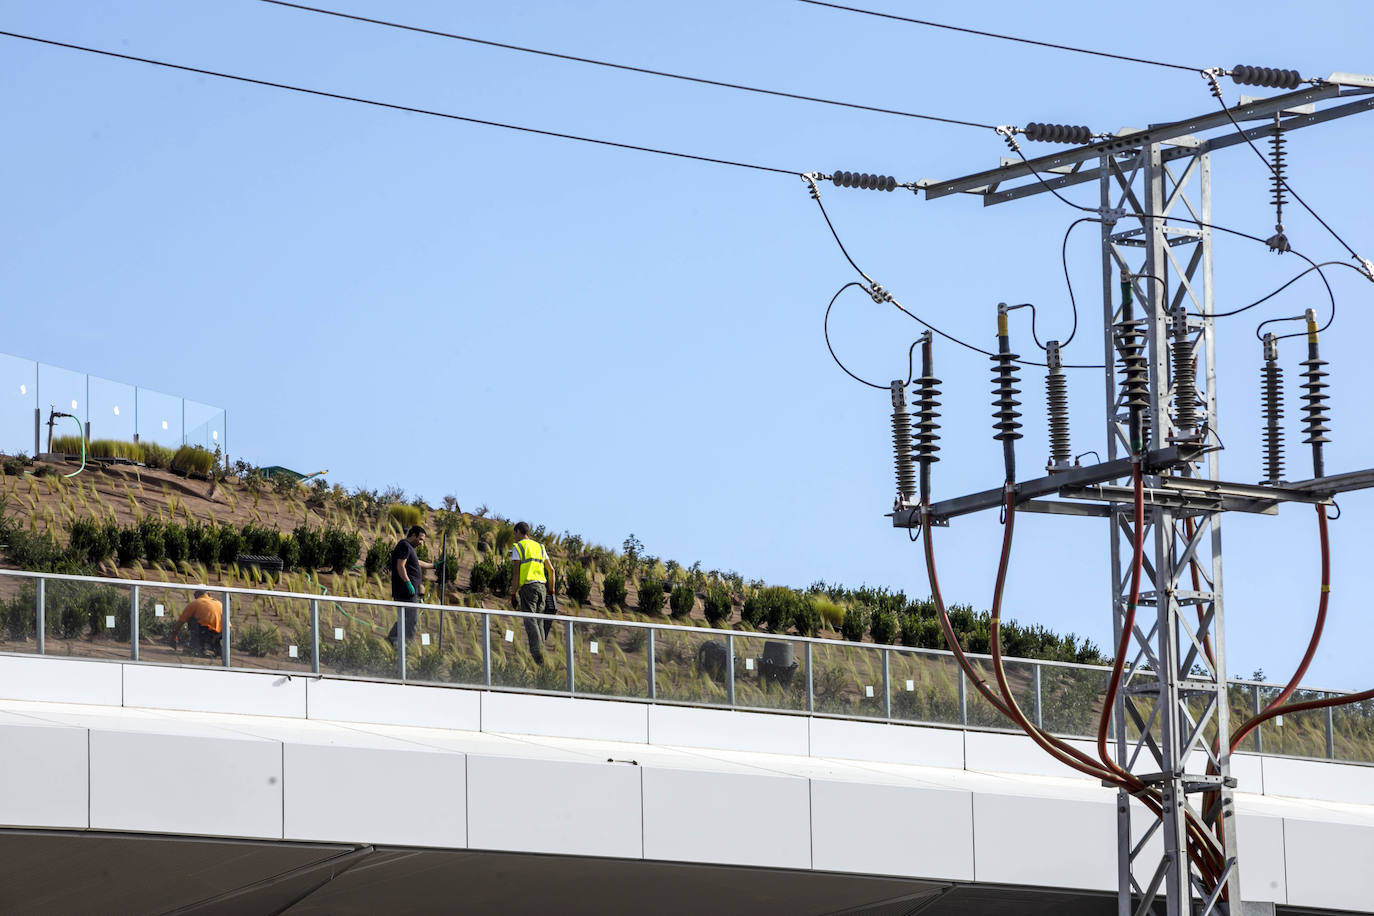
[{"xmin": 1096, "ymin": 460, "xmax": 1146, "ymax": 775}]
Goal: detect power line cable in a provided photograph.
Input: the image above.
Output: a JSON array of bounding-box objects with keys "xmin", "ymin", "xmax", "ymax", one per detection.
[
  {"xmin": 796, "ymin": 0, "xmax": 1203, "ymax": 73},
  {"xmin": 0, "ymin": 30, "xmax": 800, "ymax": 176},
  {"xmin": 262, "ymin": 0, "xmax": 998, "ymax": 130}
]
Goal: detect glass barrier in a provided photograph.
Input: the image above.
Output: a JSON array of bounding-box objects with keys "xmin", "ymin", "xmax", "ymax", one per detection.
[
  {"xmin": 1331, "ymin": 695, "xmax": 1374, "ymax": 764},
  {"xmin": 0, "ymin": 353, "xmax": 37, "ymax": 456},
  {"xmin": 732, "ymin": 633, "xmax": 808, "ymax": 712},
  {"xmin": 571, "ymin": 618, "xmax": 650, "ymax": 700},
  {"xmin": 0, "ymin": 575, "xmax": 40, "ymax": 654},
  {"xmin": 965, "ymin": 656, "xmax": 1035, "ymax": 729},
  {"xmin": 183, "ymin": 401, "xmax": 225, "ymax": 454},
  {"xmin": 488, "ymin": 612, "xmax": 566, "ymax": 691},
  {"xmin": 1039, "ymin": 663, "xmax": 1110, "ymax": 738},
  {"xmin": 36, "ymin": 364, "xmax": 87, "ymax": 449},
  {"xmin": 651, "ymin": 626, "xmax": 731, "ymax": 706},
  {"xmin": 1257, "ymin": 687, "xmax": 1330, "ymax": 758},
  {"xmin": 888, "ymin": 649, "xmax": 963, "ymax": 726},
  {"xmin": 229, "ymin": 591, "xmax": 311, "ymax": 673},
  {"xmin": 316, "ymin": 598, "xmax": 397, "ymax": 680},
  {"xmin": 87, "ymin": 376, "xmax": 137, "ymax": 444},
  {"xmin": 41, "ymin": 578, "xmax": 133, "ymax": 661},
  {"xmin": 136, "ymin": 387, "xmax": 183, "ymax": 449},
  {"xmin": 1229, "ymin": 683, "xmax": 1260, "ymax": 753},
  {"xmin": 135, "ymin": 584, "xmax": 222, "ymax": 668},
  {"xmin": 404, "ymin": 606, "xmax": 487, "ymax": 687},
  {"xmin": 811, "ymin": 640, "xmax": 885, "ymax": 718}
]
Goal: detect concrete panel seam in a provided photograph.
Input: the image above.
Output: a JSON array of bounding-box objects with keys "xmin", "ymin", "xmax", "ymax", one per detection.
[
  {"xmin": 1280, "ymin": 816, "xmax": 1289, "ymax": 904},
  {"xmin": 86, "ymin": 727, "xmax": 92, "ymax": 830},
  {"xmin": 968, "ymin": 790, "xmax": 977, "ymax": 882},
  {"xmin": 280, "ymin": 741, "xmax": 286, "ymax": 840}
]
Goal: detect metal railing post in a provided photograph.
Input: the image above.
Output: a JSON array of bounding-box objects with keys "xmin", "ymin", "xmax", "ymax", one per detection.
[
  {"xmin": 482, "ymin": 612, "xmax": 491, "ymax": 686},
  {"xmin": 221, "ymin": 591, "xmax": 231, "ymax": 667},
  {"xmin": 1033, "ymin": 662, "xmax": 1043, "ymax": 729},
  {"xmin": 805, "ymin": 641, "xmax": 814, "ymax": 714},
  {"xmin": 647, "ymin": 629, "xmax": 656, "ymax": 701},
  {"xmin": 397, "ymin": 603, "xmax": 407, "ymax": 682},
  {"xmin": 958, "ymin": 667, "xmax": 967, "ymax": 725},
  {"xmin": 725, "ymin": 633, "xmax": 736, "ymax": 707},
  {"xmin": 1325, "ymin": 704, "xmax": 1336, "ymax": 759},
  {"xmin": 564, "ymin": 619, "xmax": 575, "ymax": 694},
  {"xmin": 130, "ymin": 584, "xmax": 140, "ymax": 661},
  {"xmin": 882, "ymin": 648, "xmax": 891, "ymax": 719},
  {"xmin": 35, "ymin": 578, "xmax": 45, "ymax": 654},
  {"xmin": 309, "ymin": 599, "xmax": 320, "ymax": 675}
]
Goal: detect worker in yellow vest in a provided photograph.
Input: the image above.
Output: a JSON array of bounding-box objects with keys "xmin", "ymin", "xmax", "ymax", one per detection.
[{"xmin": 509, "ymin": 521, "xmax": 557, "ymax": 663}]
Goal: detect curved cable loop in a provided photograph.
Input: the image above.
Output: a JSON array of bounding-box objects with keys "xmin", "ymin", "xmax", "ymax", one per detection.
[{"xmin": 823, "ymin": 282, "xmax": 888, "ymax": 389}]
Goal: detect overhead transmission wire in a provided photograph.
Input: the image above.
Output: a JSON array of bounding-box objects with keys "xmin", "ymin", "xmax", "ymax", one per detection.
[
  {"xmin": 260, "ymin": 0, "xmax": 998, "ymax": 130},
  {"xmin": 0, "ymin": 30, "xmax": 802, "ymax": 177},
  {"xmin": 795, "ymin": 0, "xmax": 1203, "ymax": 72}
]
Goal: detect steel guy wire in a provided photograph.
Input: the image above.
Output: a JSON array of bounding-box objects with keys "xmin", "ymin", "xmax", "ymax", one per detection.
[
  {"xmin": 261, "ymin": 0, "xmax": 999, "ymax": 130},
  {"xmin": 0, "ymin": 30, "xmax": 802, "ymax": 177}
]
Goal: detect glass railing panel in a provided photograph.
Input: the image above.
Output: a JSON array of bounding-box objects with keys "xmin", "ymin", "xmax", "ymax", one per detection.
[
  {"xmin": 227, "ymin": 592, "xmax": 311, "ymax": 673},
  {"xmin": 87, "ymin": 376, "xmax": 137, "ymax": 443},
  {"xmin": 488, "ymin": 612, "xmax": 566, "ymax": 691},
  {"xmin": 1257, "ymin": 687, "xmax": 1330, "ymax": 758},
  {"xmin": 316, "ymin": 598, "xmax": 397, "ymax": 680},
  {"xmin": 404, "ymin": 607, "xmax": 487, "ymax": 687},
  {"xmin": 651, "ymin": 626, "xmax": 730, "ymax": 705},
  {"xmin": 1331, "ymin": 695, "xmax": 1374, "ymax": 764},
  {"xmin": 570, "ymin": 619, "xmax": 650, "ymax": 700},
  {"xmin": 1038, "ymin": 663, "xmax": 1109, "ymax": 738},
  {"xmin": 731, "ymin": 633, "xmax": 808, "ymax": 712},
  {"xmin": 42, "ymin": 578, "xmax": 133, "ymax": 660},
  {"xmin": 888, "ymin": 649, "xmax": 963, "ymax": 726},
  {"xmin": 811, "ymin": 640, "xmax": 885, "ymax": 718},
  {"xmin": 964, "ymin": 656, "xmax": 1034, "ymax": 729},
  {"xmin": 0, "ymin": 574, "xmax": 40, "ymax": 654},
  {"xmin": 1228, "ymin": 683, "xmax": 1260, "ymax": 753},
  {"xmin": 0, "ymin": 353, "xmax": 38, "ymax": 456},
  {"xmin": 133, "ymin": 584, "xmax": 215, "ymax": 667}
]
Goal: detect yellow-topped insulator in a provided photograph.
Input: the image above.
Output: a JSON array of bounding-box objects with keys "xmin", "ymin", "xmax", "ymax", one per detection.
[{"xmin": 1305, "ymin": 307, "xmax": 1319, "ymax": 344}]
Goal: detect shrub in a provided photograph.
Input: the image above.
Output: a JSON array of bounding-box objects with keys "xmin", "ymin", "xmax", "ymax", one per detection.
[
  {"xmin": 138, "ymin": 519, "xmax": 166, "ymax": 566},
  {"xmin": 293, "ymin": 525, "xmax": 325, "ymax": 571},
  {"xmin": 116, "ymin": 527, "xmax": 143, "ymax": 566},
  {"xmin": 469, "ymin": 556, "xmax": 497, "ymax": 594},
  {"xmin": 387, "ymin": 503, "xmax": 423, "ymax": 531},
  {"xmin": 669, "ymin": 583, "xmax": 695, "ymax": 618},
  {"xmin": 236, "ymin": 623, "xmax": 282, "ymax": 657},
  {"xmin": 241, "ymin": 524, "xmax": 281, "ymax": 557},
  {"xmin": 1, "ymin": 583, "xmax": 37, "ymax": 640},
  {"xmin": 602, "ymin": 569, "xmax": 627, "ymax": 609},
  {"xmin": 490, "ymin": 559, "xmax": 514, "ymax": 596},
  {"xmin": 869, "ymin": 608, "xmax": 896, "ymax": 646},
  {"xmin": 638, "ymin": 578, "xmax": 666, "ymax": 615},
  {"xmin": 364, "ymin": 538, "xmax": 391, "ymax": 578},
  {"xmin": 163, "ymin": 523, "xmax": 189, "ymax": 564},
  {"xmin": 410, "ymin": 647, "xmax": 447, "ymax": 682},
  {"xmin": 792, "ymin": 598, "xmax": 821, "ymax": 637},
  {"xmin": 740, "ymin": 591, "xmax": 764, "ymax": 628},
  {"xmin": 899, "ymin": 611, "xmax": 921, "ymax": 647},
  {"xmin": 564, "ymin": 562, "xmax": 592, "ymax": 604},
  {"xmin": 323, "ymin": 527, "xmax": 361, "ymax": 572},
  {"xmin": 703, "ymin": 583, "xmax": 732, "ymax": 626},
  {"xmin": 68, "ymin": 519, "xmax": 117, "ymax": 565},
  {"xmin": 217, "ymin": 525, "xmax": 243, "ymax": 565},
  {"xmin": 841, "ymin": 605, "xmax": 869, "ymax": 642},
  {"xmin": 142, "ymin": 442, "xmax": 173, "ymax": 469},
  {"xmin": 278, "ymin": 534, "xmax": 301, "ymax": 571},
  {"xmin": 171, "ymin": 445, "xmax": 216, "ymax": 477},
  {"xmin": 811, "ymin": 595, "xmax": 846, "ymax": 631},
  {"xmin": 193, "ymin": 524, "xmax": 220, "ymax": 566}
]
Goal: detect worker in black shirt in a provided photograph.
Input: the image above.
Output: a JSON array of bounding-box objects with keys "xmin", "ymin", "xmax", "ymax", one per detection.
[{"xmin": 387, "ymin": 525, "xmax": 433, "ymax": 645}]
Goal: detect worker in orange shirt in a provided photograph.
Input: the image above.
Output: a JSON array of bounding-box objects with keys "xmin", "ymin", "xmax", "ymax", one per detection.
[{"xmin": 170, "ymin": 589, "xmax": 223, "ymax": 656}]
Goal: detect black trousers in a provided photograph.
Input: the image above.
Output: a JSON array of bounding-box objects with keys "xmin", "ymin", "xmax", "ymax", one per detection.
[{"xmin": 387, "ymin": 606, "xmax": 418, "ymax": 642}]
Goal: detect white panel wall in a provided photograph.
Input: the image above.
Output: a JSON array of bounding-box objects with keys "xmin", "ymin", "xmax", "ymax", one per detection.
[
  {"xmin": 122, "ymin": 666, "xmax": 306, "ymax": 718},
  {"xmin": 88, "ymin": 729, "xmax": 283, "ymax": 839},
  {"xmin": 0, "ymin": 714, "xmax": 88, "ymax": 829},
  {"xmin": 648, "ymin": 705, "xmax": 809, "ymax": 756},
  {"xmin": 284, "ymin": 743, "xmax": 466, "ymax": 848},
  {"xmin": 0, "ymin": 655, "xmax": 121, "ymax": 706},
  {"xmin": 964, "ymin": 731, "xmax": 1098, "ymax": 781},
  {"xmin": 306, "ymin": 678, "xmax": 480, "ymax": 731},
  {"xmin": 973, "ymin": 793, "xmax": 1116, "ymax": 890},
  {"xmin": 642, "ymin": 767, "xmax": 810, "ymax": 870},
  {"xmin": 1284, "ymin": 817, "xmax": 1374, "ymax": 911},
  {"xmin": 811, "ymin": 779, "xmax": 974, "ymax": 880},
  {"xmin": 466, "ymin": 755, "xmax": 641, "ymax": 858},
  {"xmin": 809, "ymin": 718, "xmax": 964, "ymax": 769},
  {"xmin": 1236, "ymin": 814, "xmax": 1287, "ymax": 904},
  {"xmin": 1263, "ymin": 755, "xmax": 1374, "ymax": 805},
  {"xmin": 481, "ymin": 692, "xmax": 647, "ymax": 743}
]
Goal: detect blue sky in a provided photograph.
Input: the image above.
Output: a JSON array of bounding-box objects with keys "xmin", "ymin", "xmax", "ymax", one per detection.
[{"xmin": 2, "ymin": 0, "xmax": 1373, "ymax": 689}]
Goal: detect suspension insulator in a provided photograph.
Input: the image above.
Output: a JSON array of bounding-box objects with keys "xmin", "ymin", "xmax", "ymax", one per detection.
[
  {"xmin": 1261, "ymin": 333, "xmax": 1284, "ymax": 485},
  {"xmin": 1300, "ymin": 310, "xmax": 1330, "ymax": 478},
  {"xmin": 890, "ymin": 381, "xmax": 916, "ymax": 505},
  {"xmin": 1170, "ymin": 309, "xmax": 1200, "ymax": 441},
  {"xmin": 1115, "ymin": 317, "xmax": 1151, "ymax": 448},
  {"xmin": 1022, "ymin": 122, "xmax": 1094, "ymax": 145},
  {"xmin": 1231, "ymin": 65, "xmax": 1303, "ymax": 90},
  {"xmin": 991, "ymin": 352, "xmax": 1023, "ymax": 441},
  {"xmin": 1045, "ymin": 341, "xmax": 1071, "ymax": 469},
  {"xmin": 832, "ymin": 171, "xmax": 898, "ymax": 191},
  {"xmin": 913, "ymin": 376, "xmax": 942, "ymax": 466},
  {"xmin": 1266, "ymin": 116, "xmax": 1291, "ymax": 253}
]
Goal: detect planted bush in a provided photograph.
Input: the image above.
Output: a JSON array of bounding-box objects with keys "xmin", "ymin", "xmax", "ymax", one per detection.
[
  {"xmin": 116, "ymin": 527, "xmax": 143, "ymax": 566},
  {"xmin": 142, "ymin": 443, "xmax": 172, "ymax": 469},
  {"xmin": 217, "ymin": 525, "xmax": 243, "ymax": 565},
  {"xmin": 811, "ymin": 595, "xmax": 846, "ymax": 631},
  {"xmin": 387, "ymin": 503, "xmax": 423, "ymax": 531},
  {"xmin": 293, "ymin": 525, "xmax": 325, "ymax": 571},
  {"xmin": 638, "ymin": 578, "xmax": 666, "ymax": 615},
  {"xmin": 565, "ymin": 562, "xmax": 592, "ymax": 604},
  {"xmin": 171, "ymin": 445, "xmax": 216, "ymax": 477},
  {"xmin": 241, "ymin": 524, "xmax": 281, "ymax": 557},
  {"xmin": 192, "ymin": 524, "xmax": 220, "ymax": 566},
  {"xmin": 869, "ymin": 607, "xmax": 897, "ymax": 646},
  {"xmin": 323, "ymin": 527, "xmax": 361, "ymax": 572},
  {"xmin": 364, "ymin": 538, "xmax": 391, "ymax": 577},
  {"xmin": 602, "ymin": 569, "xmax": 627, "ymax": 609},
  {"xmin": 703, "ymin": 583, "xmax": 732, "ymax": 627},
  {"xmin": 669, "ymin": 583, "xmax": 695, "ymax": 618},
  {"xmin": 236, "ymin": 623, "xmax": 282, "ymax": 657},
  {"xmin": 163, "ymin": 523, "xmax": 189, "ymax": 564},
  {"xmin": 68, "ymin": 519, "xmax": 117, "ymax": 565},
  {"xmin": 490, "ymin": 559, "xmax": 514, "ymax": 596},
  {"xmin": 792, "ymin": 597, "xmax": 821, "ymax": 637},
  {"xmin": 278, "ymin": 533, "xmax": 301, "ymax": 571},
  {"xmin": 138, "ymin": 519, "xmax": 166, "ymax": 566},
  {"xmin": 841, "ymin": 605, "xmax": 869, "ymax": 642},
  {"xmin": 469, "ymin": 555, "xmax": 497, "ymax": 594}
]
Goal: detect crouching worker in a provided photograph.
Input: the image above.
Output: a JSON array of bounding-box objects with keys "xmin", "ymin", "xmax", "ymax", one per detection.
[
  {"xmin": 508, "ymin": 522, "xmax": 556, "ymax": 664},
  {"xmin": 170, "ymin": 590, "xmax": 223, "ymax": 656}
]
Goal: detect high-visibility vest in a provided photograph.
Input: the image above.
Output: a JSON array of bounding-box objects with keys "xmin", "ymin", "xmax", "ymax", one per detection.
[{"xmin": 514, "ymin": 538, "xmax": 547, "ymax": 586}]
